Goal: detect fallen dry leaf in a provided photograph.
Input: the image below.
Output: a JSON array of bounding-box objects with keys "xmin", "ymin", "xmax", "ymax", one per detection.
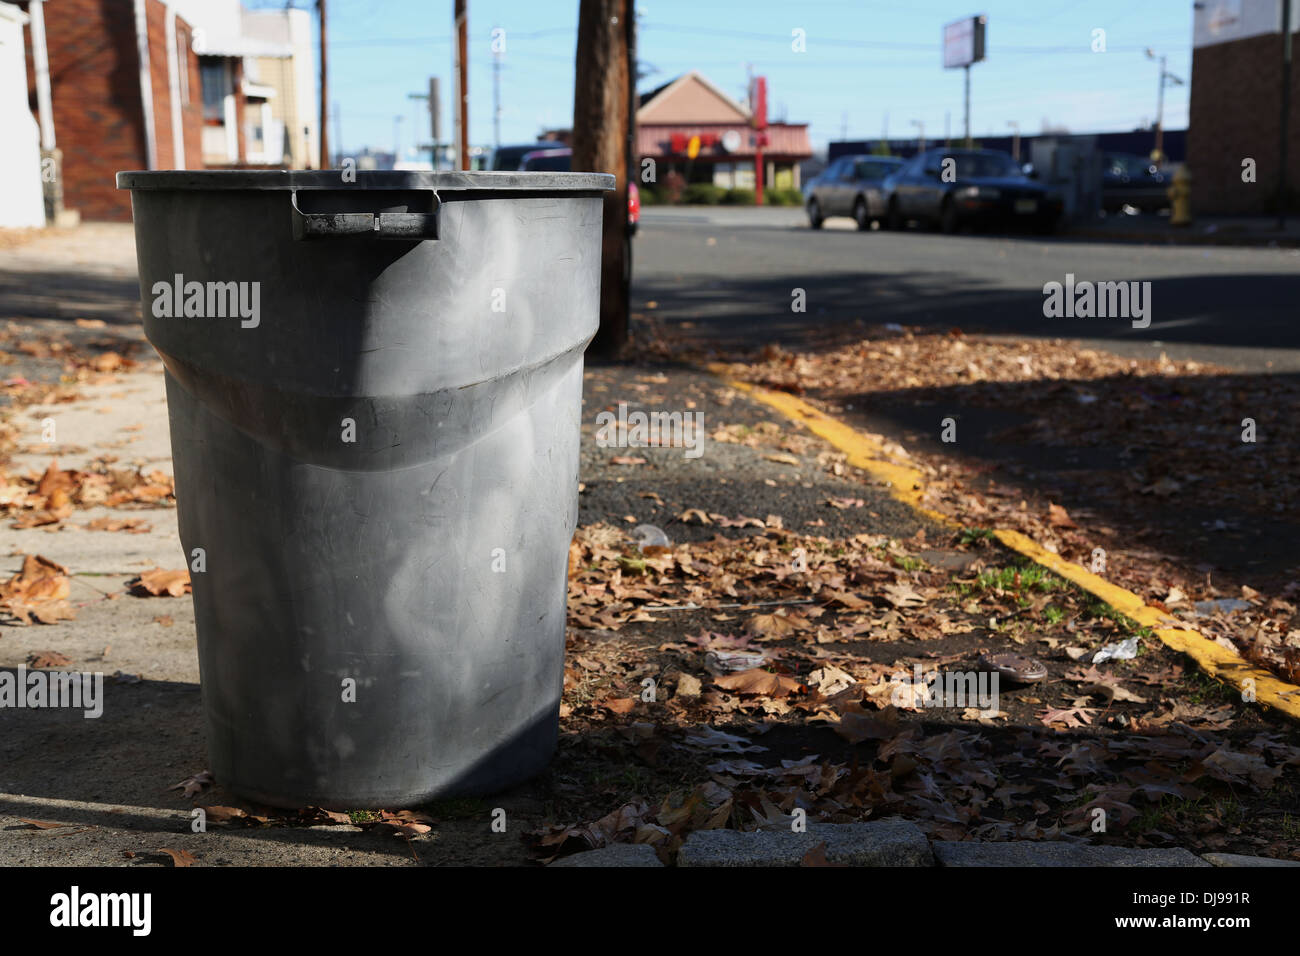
[
  {"xmin": 27, "ymin": 650, "xmax": 72, "ymax": 669},
  {"xmin": 169, "ymin": 770, "xmax": 214, "ymax": 799},
  {"xmin": 715, "ymin": 667, "xmax": 805, "ymax": 698},
  {"xmin": 155, "ymin": 847, "xmax": 198, "ymax": 867},
  {"xmin": 131, "ymin": 568, "xmax": 191, "ymax": 597}
]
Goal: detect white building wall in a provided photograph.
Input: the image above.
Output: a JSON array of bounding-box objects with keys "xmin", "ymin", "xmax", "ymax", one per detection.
[{"xmin": 0, "ymin": 3, "xmax": 46, "ymax": 227}]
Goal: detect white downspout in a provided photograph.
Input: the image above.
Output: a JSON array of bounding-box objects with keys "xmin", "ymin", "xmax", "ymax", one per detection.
[
  {"xmin": 165, "ymin": 5, "xmax": 184, "ymax": 168},
  {"xmin": 28, "ymin": 0, "xmax": 55, "ymax": 150},
  {"xmin": 133, "ymin": 0, "xmax": 157, "ymax": 169}
]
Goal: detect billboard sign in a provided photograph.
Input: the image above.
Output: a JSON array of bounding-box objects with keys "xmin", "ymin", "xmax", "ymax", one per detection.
[{"xmin": 943, "ymin": 15, "xmax": 987, "ymax": 69}]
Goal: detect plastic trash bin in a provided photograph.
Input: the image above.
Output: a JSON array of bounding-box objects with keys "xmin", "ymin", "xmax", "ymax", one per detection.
[{"xmin": 116, "ymin": 169, "xmax": 614, "ymax": 808}]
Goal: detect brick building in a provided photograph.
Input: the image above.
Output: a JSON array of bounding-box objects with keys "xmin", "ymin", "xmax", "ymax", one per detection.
[
  {"xmin": 1188, "ymin": 0, "xmax": 1300, "ymax": 214},
  {"xmin": 168, "ymin": 0, "xmax": 312, "ymax": 168},
  {"xmin": 18, "ymin": 0, "xmax": 203, "ymax": 221}
]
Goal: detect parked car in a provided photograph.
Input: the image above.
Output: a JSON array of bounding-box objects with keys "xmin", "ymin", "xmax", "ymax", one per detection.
[
  {"xmin": 805, "ymin": 154, "xmax": 904, "ymax": 230},
  {"xmin": 1102, "ymin": 152, "xmax": 1170, "ymax": 213},
  {"xmin": 517, "ymin": 147, "xmax": 639, "ymax": 235},
  {"xmin": 488, "ymin": 140, "xmax": 566, "ymax": 171},
  {"xmin": 881, "ymin": 148, "xmax": 1064, "ymax": 234}
]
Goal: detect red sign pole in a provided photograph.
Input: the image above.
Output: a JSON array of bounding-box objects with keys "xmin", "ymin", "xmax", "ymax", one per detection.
[{"xmin": 752, "ymin": 76, "xmax": 767, "ymax": 206}]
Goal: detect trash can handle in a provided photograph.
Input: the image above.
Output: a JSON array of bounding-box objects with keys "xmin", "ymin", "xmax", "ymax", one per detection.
[{"xmin": 289, "ymin": 189, "xmax": 441, "ymax": 241}]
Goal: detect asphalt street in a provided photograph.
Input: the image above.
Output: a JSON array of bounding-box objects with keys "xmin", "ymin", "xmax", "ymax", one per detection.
[
  {"xmin": 634, "ymin": 206, "xmax": 1300, "ymax": 373},
  {"xmin": 633, "ymin": 207, "xmax": 1299, "ymax": 586}
]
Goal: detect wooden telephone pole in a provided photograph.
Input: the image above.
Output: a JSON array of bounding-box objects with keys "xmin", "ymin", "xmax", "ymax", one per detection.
[
  {"xmin": 455, "ymin": 0, "xmax": 469, "ymax": 169},
  {"xmin": 572, "ymin": 0, "xmax": 632, "ymax": 355},
  {"xmin": 318, "ymin": 0, "xmax": 329, "ymax": 168}
]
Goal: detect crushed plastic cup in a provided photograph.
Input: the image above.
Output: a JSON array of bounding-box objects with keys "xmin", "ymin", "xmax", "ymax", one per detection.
[
  {"xmin": 1092, "ymin": 636, "xmax": 1140, "ymax": 664},
  {"xmin": 633, "ymin": 524, "xmax": 671, "ymax": 551}
]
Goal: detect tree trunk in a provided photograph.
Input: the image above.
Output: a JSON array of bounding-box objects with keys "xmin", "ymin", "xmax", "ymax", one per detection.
[{"xmin": 571, "ymin": 0, "xmax": 630, "ymax": 356}]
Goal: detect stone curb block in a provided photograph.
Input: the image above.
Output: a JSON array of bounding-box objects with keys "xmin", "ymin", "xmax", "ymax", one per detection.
[
  {"xmin": 1202, "ymin": 852, "xmax": 1300, "ymax": 867},
  {"xmin": 933, "ymin": 841, "xmax": 1211, "ymax": 867},
  {"xmin": 677, "ymin": 819, "xmax": 932, "ymax": 867}
]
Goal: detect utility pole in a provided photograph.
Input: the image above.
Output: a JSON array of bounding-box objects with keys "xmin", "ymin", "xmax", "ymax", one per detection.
[
  {"xmin": 332, "ymin": 101, "xmax": 341, "ymax": 164},
  {"xmin": 911, "ymin": 119, "xmax": 925, "ymax": 154},
  {"xmin": 318, "ymin": 0, "xmax": 329, "ymax": 168},
  {"xmin": 455, "ymin": 0, "xmax": 469, "ymax": 169},
  {"xmin": 1145, "ymin": 48, "xmax": 1185, "ymax": 164},
  {"xmin": 431, "ymin": 76, "xmax": 441, "ymax": 170},
  {"xmin": 1155, "ymin": 53, "xmax": 1166, "ymax": 160},
  {"xmin": 751, "ymin": 76, "xmax": 766, "ymax": 206},
  {"xmin": 1008, "ymin": 120, "xmax": 1020, "ymax": 162},
  {"xmin": 1280, "ymin": 0, "xmax": 1293, "ymax": 229},
  {"xmin": 572, "ymin": 0, "xmax": 631, "ymax": 355},
  {"xmin": 963, "ymin": 63, "xmax": 971, "ymax": 147}
]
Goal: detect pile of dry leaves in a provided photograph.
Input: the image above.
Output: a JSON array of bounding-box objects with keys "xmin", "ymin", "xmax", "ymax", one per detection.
[
  {"xmin": 717, "ymin": 330, "xmax": 1300, "ymax": 684},
  {"xmin": 0, "ymin": 458, "xmax": 174, "ymax": 530},
  {"xmin": 544, "ymin": 522, "xmax": 1300, "ymax": 862}
]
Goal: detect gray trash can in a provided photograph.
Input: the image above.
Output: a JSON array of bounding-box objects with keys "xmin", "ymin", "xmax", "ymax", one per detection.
[{"xmin": 116, "ymin": 170, "xmax": 614, "ymax": 808}]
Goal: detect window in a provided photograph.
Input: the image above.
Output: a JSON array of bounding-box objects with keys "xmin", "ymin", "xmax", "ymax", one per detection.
[{"xmin": 200, "ymin": 61, "xmax": 227, "ymax": 122}]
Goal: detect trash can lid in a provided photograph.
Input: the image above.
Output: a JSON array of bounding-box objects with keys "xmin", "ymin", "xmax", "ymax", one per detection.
[{"xmin": 116, "ymin": 169, "xmax": 615, "ymax": 192}]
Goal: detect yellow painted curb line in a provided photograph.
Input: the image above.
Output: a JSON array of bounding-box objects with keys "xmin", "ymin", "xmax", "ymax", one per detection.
[{"xmin": 713, "ymin": 367, "xmax": 1300, "ymax": 720}]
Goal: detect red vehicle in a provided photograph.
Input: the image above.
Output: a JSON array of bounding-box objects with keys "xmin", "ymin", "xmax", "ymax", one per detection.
[{"xmin": 519, "ymin": 147, "xmax": 639, "ymax": 235}]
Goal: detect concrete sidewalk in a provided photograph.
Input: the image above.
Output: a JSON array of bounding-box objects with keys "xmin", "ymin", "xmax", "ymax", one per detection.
[
  {"xmin": 1069, "ymin": 213, "xmax": 1300, "ymax": 247},
  {"xmin": 2, "ymin": 225, "xmax": 1295, "ymax": 867}
]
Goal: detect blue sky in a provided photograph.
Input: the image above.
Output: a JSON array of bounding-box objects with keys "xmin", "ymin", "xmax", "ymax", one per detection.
[{"xmin": 248, "ymin": 0, "xmax": 1194, "ymax": 158}]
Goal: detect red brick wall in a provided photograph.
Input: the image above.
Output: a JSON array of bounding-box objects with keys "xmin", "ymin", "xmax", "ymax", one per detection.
[
  {"xmin": 20, "ymin": 0, "xmax": 204, "ymax": 221},
  {"xmin": 22, "ymin": 0, "xmax": 145, "ymax": 221},
  {"xmin": 1189, "ymin": 30, "xmax": 1300, "ymax": 215},
  {"xmin": 145, "ymin": 0, "xmax": 173, "ymax": 170},
  {"xmin": 176, "ymin": 19, "xmax": 203, "ymax": 168}
]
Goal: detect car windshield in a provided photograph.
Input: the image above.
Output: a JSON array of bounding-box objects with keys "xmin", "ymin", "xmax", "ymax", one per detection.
[
  {"xmin": 854, "ymin": 160, "xmax": 900, "ymax": 180},
  {"xmin": 945, "ymin": 154, "xmax": 1022, "ymax": 179},
  {"xmin": 492, "ymin": 143, "xmax": 562, "ymax": 170},
  {"xmin": 522, "ymin": 153, "xmax": 572, "ymax": 172}
]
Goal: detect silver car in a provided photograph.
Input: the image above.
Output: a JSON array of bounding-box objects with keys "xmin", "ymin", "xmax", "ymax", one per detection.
[{"xmin": 806, "ymin": 154, "xmax": 904, "ymax": 230}]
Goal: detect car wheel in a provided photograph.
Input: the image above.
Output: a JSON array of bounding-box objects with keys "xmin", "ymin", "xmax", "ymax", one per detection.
[
  {"xmin": 886, "ymin": 198, "xmax": 903, "ymax": 231},
  {"xmin": 807, "ymin": 198, "xmax": 824, "ymax": 229},
  {"xmin": 939, "ymin": 199, "xmax": 958, "ymax": 235},
  {"xmin": 853, "ymin": 197, "xmax": 870, "ymax": 231}
]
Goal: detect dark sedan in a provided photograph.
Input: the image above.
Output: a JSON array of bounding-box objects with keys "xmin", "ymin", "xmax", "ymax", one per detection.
[
  {"xmin": 1102, "ymin": 153, "xmax": 1170, "ymax": 213},
  {"xmin": 882, "ymin": 148, "xmax": 1063, "ymax": 234},
  {"xmin": 806, "ymin": 154, "xmax": 904, "ymax": 230}
]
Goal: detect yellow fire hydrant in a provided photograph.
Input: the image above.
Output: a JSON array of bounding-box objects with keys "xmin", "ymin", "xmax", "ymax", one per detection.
[{"xmin": 1168, "ymin": 165, "xmax": 1192, "ymax": 227}]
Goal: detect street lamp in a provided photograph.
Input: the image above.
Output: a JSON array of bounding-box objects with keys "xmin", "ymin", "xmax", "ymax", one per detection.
[
  {"xmin": 911, "ymin": 119, "xmax": 925, "ymax": 154},
  {"xmin": 1007, "ymin": 121, "xmax": 1020, "ymax": 162},
  {"xmin": 1145, "ymin": 48, "xmax": 1185, "ymax": 164}
]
